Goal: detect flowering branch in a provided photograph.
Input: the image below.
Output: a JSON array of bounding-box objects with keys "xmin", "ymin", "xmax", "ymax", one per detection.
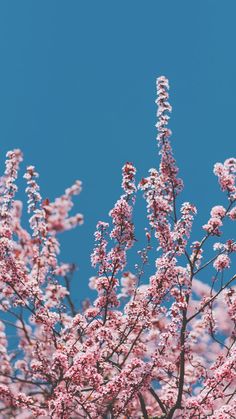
[{"xmin": 0, "ymin": 77, "xmax": 236, "ymax": 418}]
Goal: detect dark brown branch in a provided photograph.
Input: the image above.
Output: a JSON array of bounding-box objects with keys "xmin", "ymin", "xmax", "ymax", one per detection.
[
  {"xmin": 138, "ymin": 393, "xmax": 149, "ymax": 419},
  {"xmin": 149, "ymin": 386, "xmax": 167, "ymax": 414}
]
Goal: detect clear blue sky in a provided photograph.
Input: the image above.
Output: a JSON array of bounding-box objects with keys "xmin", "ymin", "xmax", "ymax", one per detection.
[{"xmin": 0, "ymin": 1, "xmax": 235, "ymax": 303}]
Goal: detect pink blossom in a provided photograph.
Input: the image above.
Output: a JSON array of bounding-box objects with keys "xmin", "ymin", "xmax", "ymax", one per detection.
[
  {"xmin": 214, "ymin": 158, "xmax": 236, "ymax": 199},
  {"xmin": 121, "ymin": 162, "xmax": 136, "ymax": 196},
  {"xmin": 0, "ymin": 77, "xmax": 236, "ymax": 418},
  {"xmin": 213, "ymin": 254, "xmax": 231, "ymax": 271},
  {"xmin": 203, "ymin": 216, "xmax": 223, "ymax": 235},
  {"xmin": 210, "ymin": 205, "xmax": 226, "ymax": 218},
  {"xmin": 228, "ymin": 206, "xmax": 236, "ymax": 220}
]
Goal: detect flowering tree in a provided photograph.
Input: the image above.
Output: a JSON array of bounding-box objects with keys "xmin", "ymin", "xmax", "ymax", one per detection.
[{"xmin": 0, "ymin": 77, "xmax": 236, "ymax": 419}]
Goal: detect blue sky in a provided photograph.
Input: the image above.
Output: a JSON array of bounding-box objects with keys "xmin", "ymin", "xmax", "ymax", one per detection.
[{"xmin": 0, "ymin": 1, "xmax": 235, "ymax": 303}]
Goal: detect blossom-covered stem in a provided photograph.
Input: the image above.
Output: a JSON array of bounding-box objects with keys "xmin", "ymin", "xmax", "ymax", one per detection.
[
  {"xmin": 64, "ymin": 274, "xmax": 77, "ymax": 317},
  {"xmin": 194, "ymin": 243, "xmax": 235, "ymax": 276},
  {"xmin": 187, "ymin": 273, "xmax": 236, "ymax": 323},
  {"xmin": 192, "ymin": 200, "xmax": 235, "ymax": 271},
  {"xmin": 167, "ymin": 309, "xmax": 188, "ymax": 419}
]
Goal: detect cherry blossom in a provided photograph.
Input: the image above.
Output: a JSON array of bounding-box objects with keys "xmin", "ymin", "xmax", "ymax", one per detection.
[
  {"xmin": 0, "ymin": 77, "xmax": 236, "ymax": 418},
  {"xmin": 213, "ymin": 254, "xmax": 231, "ymax": 271}
]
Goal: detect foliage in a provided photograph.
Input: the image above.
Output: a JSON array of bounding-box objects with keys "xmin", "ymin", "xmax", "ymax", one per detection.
[{"xmin": 0, "ymin": 77, "xmax": 236, "ymax": 418}]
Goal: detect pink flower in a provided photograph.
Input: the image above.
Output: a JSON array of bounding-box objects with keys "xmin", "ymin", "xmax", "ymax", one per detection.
[
  {"xmin": 214, "ymin": 159, "xmax": 236, "ymax": 199},
  {"xmin": 122, "ymin": 162, "xmax": 136, "ymax": 196},
  {"xmin": 1, "ymin": 77, "xmax": 236, "ymax": 419},
  {"xmin": 210, "ymin": 205, "xmax": 226, "ymax": 218},
  {"xmin": 228, "ymin": 207, "xmax": 236, "ymax": 220},
  {"xmin": 213, "ymin": 254, "xmax": 231, "ymax": 271},
  {"xmin": 203, "ymin": 217, "xmax": 223, "ymax": 235}
]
